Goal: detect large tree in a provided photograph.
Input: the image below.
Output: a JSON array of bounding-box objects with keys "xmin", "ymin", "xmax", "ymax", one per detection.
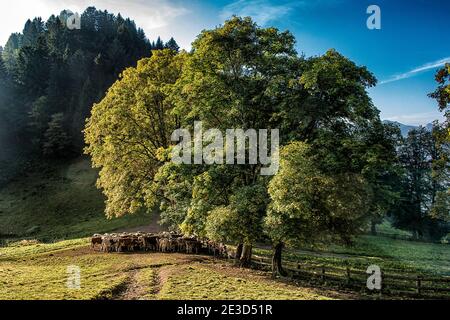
[
  {"xmin": 427, "ymin": 61, "xmax": 450, "ymax": 235},
  {"xmin": 84, "ymin": 16, "xmax": 400, "ymax": 271},
  {"xmin": 157, "ymin": 18, "xmax": 396, "ymax": 268},
  {"xmin": 162, "ymin": 16, "xmax": 299, "ymax": 266},
  {"xmin": 84, "ymin": 49, "xmax": 187, "ymax": 218},
  {"xmin": 266, "ymin": 142, "xmax": 372, "ymax": 275},
  {"xmin": 262, "ymin": 49, "xmax": 399, "ymax": 274}
]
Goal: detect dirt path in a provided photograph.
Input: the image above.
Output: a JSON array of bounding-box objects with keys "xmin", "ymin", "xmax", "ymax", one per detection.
[
  {"xmin": 112, "ymin": 255, "xmax": 211, "ymax": 300},
  {"xmin": 150, "ymin": 265, "xmax": 171, "ymax": 296},
  {"xmin": 114, "ymin": 268, "xmax": 148, "ymax": 300},
  {"xmin": 106, "ymin": 250, "xmax": 354, "ymax": 301}
]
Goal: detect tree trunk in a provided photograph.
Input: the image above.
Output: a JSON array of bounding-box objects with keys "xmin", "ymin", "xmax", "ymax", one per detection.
[
  {"xmin": 370, "ymin": 220, "xmax": 377, "ymax": 236},
  {"xmin": 234, "ymin": 243, "xmax": 243, "ymax": 266},
  {"xmin": 240, "ymin": 244, "xmax": 252, "ymax": 267},
  {"xmin": 272, "ymin": 242, "xmax": 287, "ymax": 277}
]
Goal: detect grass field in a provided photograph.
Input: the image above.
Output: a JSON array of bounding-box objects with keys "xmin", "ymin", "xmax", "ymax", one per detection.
[
  {"xmin": 310, "ymin": 235, "xmax": 448, "ymax": 275},
  {"xmin": 0, "ymin": 239, "xmax": 345, "ymax": 300},
  {"xmin": 253, "ymin": 234, "xmax": 450, "ymax": 278}
]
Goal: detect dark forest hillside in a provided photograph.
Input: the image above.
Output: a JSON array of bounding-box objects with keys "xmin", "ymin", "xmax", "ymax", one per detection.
[{"xmin": 0, "ymin": 7, "xmax": 178, "ymax": 186}]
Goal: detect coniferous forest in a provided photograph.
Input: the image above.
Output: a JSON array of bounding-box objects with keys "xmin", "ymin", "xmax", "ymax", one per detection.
[{"xmin": 0, "ymin": 7, "xmax": 178, "ymax": 183}]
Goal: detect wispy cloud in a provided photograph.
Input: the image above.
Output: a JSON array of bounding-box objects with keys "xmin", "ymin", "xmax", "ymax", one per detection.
[
  {"xmin": 380, "ymin": 57, "xmax": 450, "ymax": 85},
  {"xmin": 0, "ymin": 0, "xmax": 191, "ymax": 45},
  {"xmin": 220, "ymin": 0, "xmax": 301, "ymax": 26},
  {"xmin": 55, "ymin": 0, "xmax": 190, "ymax": 30}
]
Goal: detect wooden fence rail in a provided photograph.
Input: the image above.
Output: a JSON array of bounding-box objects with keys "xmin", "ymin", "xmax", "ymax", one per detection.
[{"xmin": 250, "ymin": 254, "xmax": 450, "ymax": 298}]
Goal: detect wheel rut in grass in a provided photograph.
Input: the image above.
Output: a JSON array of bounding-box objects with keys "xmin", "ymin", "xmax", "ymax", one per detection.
[
  {"xmin": 151, "ymin": 264, "xmax": 179, "ymax": 296},
  {"xmin": 113, "ymin": 268, "xmax": 148, "ymax": 300},
  {"xmin": 146, "ymin": 255, "xmax": 212, "ymax": 298},
  {"xmin": 105, "ymin": 254, "xmax": 217, "ymax": 300}
]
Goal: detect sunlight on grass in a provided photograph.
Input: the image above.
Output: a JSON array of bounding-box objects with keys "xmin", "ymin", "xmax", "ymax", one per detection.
[
  {"xmin": 159, "ymin": 265, "xmax": 332, "ymax": 300},
  {"xmin": 0, "ymin": 239, "xmax": 89, "ymax": 260}
]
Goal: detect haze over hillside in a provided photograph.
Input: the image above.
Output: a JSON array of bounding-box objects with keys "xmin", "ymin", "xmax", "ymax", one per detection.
[{"xmin": 383, "ymin": 120, "xmax": 434, "ymax": 137}]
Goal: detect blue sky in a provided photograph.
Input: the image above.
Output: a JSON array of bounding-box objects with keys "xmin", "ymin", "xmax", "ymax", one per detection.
[{"xmin": 1, "ymin": 0, "xmax": 449, "ymax": 125}]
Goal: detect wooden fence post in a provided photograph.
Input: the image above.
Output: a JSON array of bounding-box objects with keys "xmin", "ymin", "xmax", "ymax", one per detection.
[
  {"xmin": 379, "ymin": 271, "xmax": 384, "ymax": 296},
  {"xmin": 346, "ymin": 265, "xmax": 351, "ymax": 284},
  {"xmin": 416, "ymin": 276, "xmax": 422, "ymax": 295}
]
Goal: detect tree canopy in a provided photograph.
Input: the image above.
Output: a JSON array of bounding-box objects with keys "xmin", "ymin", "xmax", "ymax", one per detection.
[
  {"xmin": 85, "ymin": 49, "xmax": 187, "ymax": 218},
  {"xmin": 85, "ymin": 17, "xmax": 402, "ymax": 270}
]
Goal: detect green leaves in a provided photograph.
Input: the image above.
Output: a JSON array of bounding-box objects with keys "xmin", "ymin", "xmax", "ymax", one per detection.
[
  {"xmin": 392, "ymin": 126, "xmax": 449, "ymax": 240},
  {"xmin": 84, "ymin": 50, "xmax": 187, "ymax": 218},
  {"xmin": 84, "ymin": 16, "xmax": 403, "ymax": 249},
  {"xmin": 266, "ymin": 141, "xmax": 372, "ymax": 246}
]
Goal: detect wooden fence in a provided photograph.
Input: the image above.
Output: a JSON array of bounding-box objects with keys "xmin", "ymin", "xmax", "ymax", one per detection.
[{"xmin": 250, "ymin": 254, "xmax": 450, "ymax": 299}]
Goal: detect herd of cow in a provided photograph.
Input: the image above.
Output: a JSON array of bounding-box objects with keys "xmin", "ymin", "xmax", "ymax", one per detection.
[{"xmin": 91, "ymin": 232, "xmax": 229, "ymax": 258}]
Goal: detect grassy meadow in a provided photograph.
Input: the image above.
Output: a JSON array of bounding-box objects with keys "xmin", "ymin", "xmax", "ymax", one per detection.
[
  {"xmin": 252, "ymin": 234, "xmax": 449, "ymax": 284},
  {"xmin": 0, "ymin": 239, "xmax": 340, "ymax": 300},
  {"xmin": 0, "ymin": 159, "xmax": 448, "ymax": 300}
]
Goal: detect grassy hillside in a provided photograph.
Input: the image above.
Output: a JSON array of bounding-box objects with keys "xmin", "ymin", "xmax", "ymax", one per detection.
[
  {"xmin": 254, "ymin": 235, "xmax": 450, "ymax": 277},
  {"xmin": 327, "ymin": 236, "xmax": 450, "ymax": 275},
  {"xmin": 249, "ymin": 220, "xmax": 449, "ymax": 277},
  {"xmin": 0, "ymin": 158, "xmax": 153, "ymax": 242}
]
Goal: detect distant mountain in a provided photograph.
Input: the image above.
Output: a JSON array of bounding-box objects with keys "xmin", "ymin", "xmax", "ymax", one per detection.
[{"xmin": 383, "ymin": 120, "xmax": 433, "ymax": 137}]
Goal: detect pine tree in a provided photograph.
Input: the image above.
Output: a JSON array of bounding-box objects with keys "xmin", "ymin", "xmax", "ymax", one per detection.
[
  {"xmin": 0, "ymin": 7, "xmax": 154, "ymax": 162},
  {"xmin": 28, "ymin": 96, "xmax": 50, "ymax": 146},
  {"xmin": 43, "ymin": 113, "xmax": 70, "ymax": 157},
  {"xmin": 154, "ymin": 36, "xmax": 164, "ymax": 50},
  {"xmin": 22, "ymin": 18, "xmax": 44, "ymax": 47},
  {"xmin": 2, "ymin": 33, "xmax": 22, "ymax": 73},
  {"xmin": 165, "ymin": 37, "xmax": 180, "ymax": 52}
]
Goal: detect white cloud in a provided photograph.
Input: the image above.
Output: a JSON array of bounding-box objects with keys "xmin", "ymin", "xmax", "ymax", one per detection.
[
  {"xmin": 85, "ymin": 0, "xmax": 190, "ymax": 30},
  {"xmin": 0, "ymin": 0, "xmax": 190, "ymax": 46},
  {"xmin": 220, "ymin": 0, "xmax": 299, "ymax": 26},
  {"xmin": 380, "ymin": 57, "xmax": 450, "ymax": 85}
]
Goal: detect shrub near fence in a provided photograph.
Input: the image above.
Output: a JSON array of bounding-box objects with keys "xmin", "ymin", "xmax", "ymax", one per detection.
[{"xmin": 250, "ymin": 255, "xmax": 450, "ymax": 299}]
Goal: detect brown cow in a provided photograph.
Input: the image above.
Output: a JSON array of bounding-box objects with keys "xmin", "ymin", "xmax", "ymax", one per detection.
[
  {"xmin": 185, "ymin": 239, "xmax": 201, "ymax": 254},
  {"xmin": 117, "ymin": 237, "xmax": 134, "ymax": 252},
  {"xmin": 91, "ymin": 235, "xmax": 103, "ymax": 250},
  {"xmin": 176, "ymin": 238, "xmax": 187, "ymax": 253},
  {"xmin": 101, "ymin": 236, "xmax": 118, "ymax": 253},
  {"xmin": 143, "ymin": 235, "xmax": 159, "ymax": 251}
]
